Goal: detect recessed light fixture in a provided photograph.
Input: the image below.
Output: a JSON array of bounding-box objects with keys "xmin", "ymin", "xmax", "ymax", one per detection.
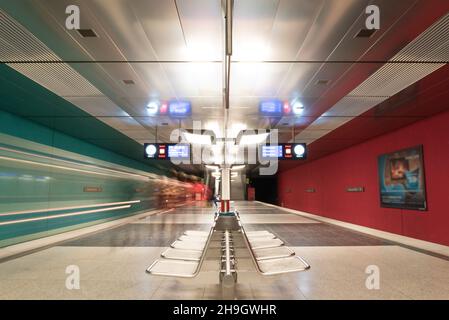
[
  {"xmin": 77, "ymin": 29, "xmax": 98, "ymax": 38},
  {"xmin": 355, "ymin": 28, "xmax": 377, "ymax": 38},
  {"xmin": 316, "ymin": 79, "xmax": 330, "ymax": 85}
]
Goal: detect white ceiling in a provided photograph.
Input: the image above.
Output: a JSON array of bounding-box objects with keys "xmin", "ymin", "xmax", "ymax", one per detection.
[{"xmin": 0, "ymin": 0, "xmax": 447, "ymax": 151}]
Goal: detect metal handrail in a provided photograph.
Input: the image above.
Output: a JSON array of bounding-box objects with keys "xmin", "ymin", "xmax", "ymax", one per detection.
[{"xmin": 224, "ymin": 230, "xmax": 231, "ymax": 276}]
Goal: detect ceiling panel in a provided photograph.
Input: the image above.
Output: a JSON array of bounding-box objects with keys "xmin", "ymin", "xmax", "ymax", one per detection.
[
  {"xmin": 230, "ymin": 62, "xmax": 291, "ymax": 97},
  {"xmin": 176, "ymin": 0, "xmax": 223, "ymax": 61},
  {"xmin": 268, "ymin": 0, "xmax": 325, "ymax": 60},
  {"xmin": 162, "ymin": 62, "xmax": 222, "ymax": 97},
  {"xmin": 64, "ymin": 96, "xmax": 128, "ymax": 117},
  {"xmin": 129, "ymin": 0, "xmax": 188, "ymax": 60},
  {"xmin": 296, "ymin": 12, "xmax": 449, "ymax": 145},
  {"xmin": 233, "ymin": 0, "xmax": 279, "ymax": 61}
]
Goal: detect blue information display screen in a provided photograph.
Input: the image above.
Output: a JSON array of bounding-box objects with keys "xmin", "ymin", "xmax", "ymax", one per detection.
[
  {"xmin": 168, "ymin": 144, "xmax": 190, "ymax": 159},
  {"xmin": 261, "ymin": 144, "xmax": 307, "ymax": 160},
  {"xmin": 169, "ymin": 101, "xmax": 192, "ymax": 117},
  {"xmin": 259, "ymin": 100, "xmax": 283, "ymax": 116},
  {"xmin": 262, "ymin": 145, "xmax": 283, "ymax": 158}
]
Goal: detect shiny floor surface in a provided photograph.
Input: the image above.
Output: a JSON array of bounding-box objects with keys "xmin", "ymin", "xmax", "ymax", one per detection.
[{"xmin": 0, "ymin": 201, "xmax": 448, "ymax": 300}]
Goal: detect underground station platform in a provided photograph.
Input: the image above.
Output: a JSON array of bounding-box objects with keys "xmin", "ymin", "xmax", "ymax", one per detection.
[{"xmin": 0, "ymin": 0, "xmax": 449, "ymax": 315}]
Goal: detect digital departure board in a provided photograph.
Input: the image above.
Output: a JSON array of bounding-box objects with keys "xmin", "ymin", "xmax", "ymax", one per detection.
[
  {"xmin": 168, "ymin": 144, "xmax": 190, "ymax": 159},
  {"xmin": 144, "ymin": 143, "xmax": 191, "ymax": 160},
  {"xmin": 259, "ymin": 100, "xmax": 283, "ymax": 116},
  {"xmin": 168, "ymin": 101, "xmax": 191, "ymax": 117},
  {"xmin": 261, "ymin": 145, "xmax": 283, "ymax": 158},
  {"xmin": 259, "ymin": 99, "xmax": 293, "ymax": 117},
  {"xmin": 261, "ymin": 143, "xmax": 307, "ymax": 160}
]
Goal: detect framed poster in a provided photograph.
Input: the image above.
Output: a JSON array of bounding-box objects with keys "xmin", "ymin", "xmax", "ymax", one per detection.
[{"xmin": 378, "ymin": 145, "xmax": 427, "ymax": 211}]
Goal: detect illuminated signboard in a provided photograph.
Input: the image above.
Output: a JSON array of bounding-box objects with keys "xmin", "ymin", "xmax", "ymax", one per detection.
[
  {"xmin": 168, "ymin": 100, "xmax": 191, "ymax": 117},
  {"xmin": 144, "ymin": 143, "xmax": 190, "ymax": 160},
  {"xmin": 168, "ymin": 144, "xmax": 190, "ymax": 159},
  {"xmin": 259, "ymin": 99, "xmax": 294, "ymax": 117},
  {"xmin": 261, "ymin": 143, "xmax": 307, "ymax": 160},
  {"xmin": 261, "ymin": 145, "xmax": 283, "ymax": 159},
  {"xmin": 146, "ymin": 100, "xmax": 191, "ymax": 118},
  {"xmin": 259, "ymin": 100, "xmax": 283, "ymax": 116}
]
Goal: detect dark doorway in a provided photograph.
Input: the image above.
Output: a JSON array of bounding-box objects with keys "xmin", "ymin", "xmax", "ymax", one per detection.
[{"xmin": 250, "ymin": 176, "xmax": 278, "ymax": 205}]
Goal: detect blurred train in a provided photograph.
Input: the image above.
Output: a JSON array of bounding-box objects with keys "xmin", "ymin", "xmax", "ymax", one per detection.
[{"xmin": 0, "ymin": 118, "xmax": 209, "ymax": 248}]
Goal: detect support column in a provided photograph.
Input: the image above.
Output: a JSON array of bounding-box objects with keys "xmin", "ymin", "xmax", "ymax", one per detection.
[{"xmin": 221, "ymin": 167, "xmax": 230, "ymax": 212}]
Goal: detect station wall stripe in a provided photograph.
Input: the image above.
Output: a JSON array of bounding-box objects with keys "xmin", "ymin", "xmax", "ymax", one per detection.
[
  {"xmin": 0, "ymin": 205, "xmax": 132, "ymax": 226},
  {"xmin": 0, "ymin": 200, "xmax": 141, "ymax": 217}
]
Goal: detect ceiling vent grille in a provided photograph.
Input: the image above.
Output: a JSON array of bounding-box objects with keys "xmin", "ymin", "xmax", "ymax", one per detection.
[
  {"xmin": 0, "ymin": 10, "xmax": 101, "ymax": 97},
  {"xmin": 355, "ymin": 28, "xmax": 377, "ymax": 38},
  {"xmin": 77, "ymin": 29, "xmax": 98, "ymax": 38}
]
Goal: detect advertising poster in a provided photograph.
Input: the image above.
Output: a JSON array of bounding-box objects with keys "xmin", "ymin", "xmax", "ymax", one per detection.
[{"xmin": 378, "ymin": 146, "xmax": 427, "ymax": 210}]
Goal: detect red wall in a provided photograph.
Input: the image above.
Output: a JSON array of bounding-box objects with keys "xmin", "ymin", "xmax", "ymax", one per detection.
[{"xmin": 278, "ymin": 109, "xmax": 449, "ymax": 246}]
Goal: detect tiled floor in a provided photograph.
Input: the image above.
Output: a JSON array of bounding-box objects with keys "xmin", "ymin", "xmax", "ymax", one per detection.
[{"xmin": 0, "ymin": 201, "xmax": 448, "ymax": 300}]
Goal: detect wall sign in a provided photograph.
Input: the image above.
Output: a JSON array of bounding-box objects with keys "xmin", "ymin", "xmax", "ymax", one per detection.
[
  {"xmin": 347, "ymin": 187, "xmax": 365, "ymax": 192},
  {"xmin": 83, "ymin": 186, "xmax": 102, "ymax": 193}
]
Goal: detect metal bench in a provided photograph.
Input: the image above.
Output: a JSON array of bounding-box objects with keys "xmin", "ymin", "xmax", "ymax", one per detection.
[
  {"xmin": 237, "ymin": 214, "xmax": 310, "ymax": 276},
  {"xmin": 146, "ymin": 226, "xmax": 215, "ymax": 278}
]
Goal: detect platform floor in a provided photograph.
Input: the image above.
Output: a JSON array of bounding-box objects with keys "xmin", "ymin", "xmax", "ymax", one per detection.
[{"xmin": 0, "ymin": 201, "xmax": 448, "ymax": 300}]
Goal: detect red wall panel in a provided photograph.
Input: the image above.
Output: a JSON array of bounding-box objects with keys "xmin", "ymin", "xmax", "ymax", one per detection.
[{"xmin": 278, "ymin": 109, "xmax": 449, "ymax": 246}]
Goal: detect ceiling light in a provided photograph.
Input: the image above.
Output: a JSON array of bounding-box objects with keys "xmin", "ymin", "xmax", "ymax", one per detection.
[
  {"xmin": 292, "ymin": 101, "xmax": 304, "ymax": 115},
  {"xmin": 316, "ymin": 79, "xmax": 330, "ymax": 85},
  {"xmin": 238, "ymin": 132, "xmax": 270, "ymax": 146},
  {"xmin": 231, "ymin": 165, "xmax": 245, "ymax": 170},
  {"xmin": 205, "ymin": 165, "xmax": 219, "ymax": 170},
  {"xmin": 146, "ymin": 101, "xmax": 159, "ymax": 115},
  {"xmin": 183, "ymin": 132, "xmax": 213, "ymax": 145}
]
